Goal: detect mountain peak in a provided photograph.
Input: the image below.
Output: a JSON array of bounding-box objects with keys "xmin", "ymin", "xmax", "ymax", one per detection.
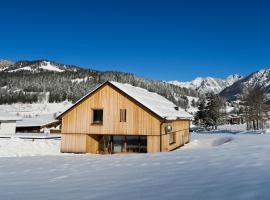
[
  {"xmin": 220, "ymin": 69, "xmax": 270, "ymax": 100},
  {"xmin": 0, "ymin": 60, "xmax": 13, "ymax": 71},
  {"xmin": 225, "ymin": 74, "xmax": 243, "ymax": 85},
  {"xmin": 168, "ymin": 74, "xmax": 242, "ymax": 94},
  {"xmin": 4, "ymin": 60, "xmax": 80, "ymax": 73}
]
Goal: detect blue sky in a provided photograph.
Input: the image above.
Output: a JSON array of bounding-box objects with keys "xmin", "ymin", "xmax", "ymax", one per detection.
[{"xmin": 0, "ymin": 0, "xmax": 270, "ymax": 81}]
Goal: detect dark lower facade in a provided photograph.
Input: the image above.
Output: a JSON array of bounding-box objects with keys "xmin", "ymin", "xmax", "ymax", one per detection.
[
  {"xmin": 61, "ymin": 129, "xmax": 190, "ymax": 154},
  {"xmin": 97, "ymin": 135, "xmax": 147, "ymax": 154}
]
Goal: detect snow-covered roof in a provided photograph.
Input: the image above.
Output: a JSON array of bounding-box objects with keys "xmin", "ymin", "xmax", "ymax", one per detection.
[
  {"xmin": 58, "ymin": 81, "xmax": 192, "ymax": 120},
  {"xmin": 0, "ymin": 112, "xmax": 22, "ymax": 121},
  {"xmin": 17, "ymin": 114, "xmax": 58, "ymax": 127},
  {"xmin": 110, "ymin": 82, "xmax": 192, "ymax": 120}
]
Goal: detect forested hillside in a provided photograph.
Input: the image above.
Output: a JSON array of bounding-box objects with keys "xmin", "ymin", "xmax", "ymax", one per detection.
[{"xmin": 0, "ymin": 60, "xmax": 199, "ymax": 109}]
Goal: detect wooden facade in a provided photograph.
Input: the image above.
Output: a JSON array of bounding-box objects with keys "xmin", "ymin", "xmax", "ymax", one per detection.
[{"xmin": 59, "ymin": 82, "xmax": 190, "ymax": 154}]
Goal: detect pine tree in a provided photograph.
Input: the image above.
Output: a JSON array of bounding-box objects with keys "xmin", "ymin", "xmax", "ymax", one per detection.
[
  {"xmin": 195, "ymin": 96, "xmax": 207, "ymax": 126},
  {"xmin": 191, "ymin": 99, "xmax": 197, "ymax": 107},
  {"xmin": 204, "ymin": 93, "xmax": 223, "ymax": 129}
]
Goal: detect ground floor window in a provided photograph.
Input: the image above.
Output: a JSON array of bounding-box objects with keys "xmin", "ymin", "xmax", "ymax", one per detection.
[
  {"xmin": 113, "ymin": 136, "xmax": 126, "ymax": 153},
  {"xmin": 98, "ymin": 135, "xmax": 147, "ymax": 153},
  {"xmin": 126, "ymin": 136, "xmax": 147, "ymax": 153}
]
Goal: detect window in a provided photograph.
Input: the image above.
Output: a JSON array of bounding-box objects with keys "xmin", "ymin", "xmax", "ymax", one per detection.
[
  {"xmin": 113, "ymin": 136, "xmax": 126, "ymax": 153},
  {"xmin": 169, "ymin": 132, "xmax": 176, "ymax": 144},
  {"xmin": 93, "ymin": 109, "xmax": 103, "ymax": 124},
  {"xmin": 126, "ymin": 136, "xmax": 147, "ymax": 153},
  {"xmin": 120, "ymin": 109, "xmax": 126, "ymax": 122}
]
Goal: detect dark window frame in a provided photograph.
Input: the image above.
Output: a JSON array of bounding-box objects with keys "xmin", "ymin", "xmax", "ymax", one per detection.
[
  {"xmin": 92, "ymin": 109, "xmax": 103, "ymax": 125},
  {"xmin": 120, "ymin": 109, "xmax": 127, "ymax": 122}
]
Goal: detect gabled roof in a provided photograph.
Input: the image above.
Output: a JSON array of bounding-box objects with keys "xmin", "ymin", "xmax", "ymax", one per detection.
[{"xmin": 57, "ymin": 81, "xmax": 192, "ymax": 120}]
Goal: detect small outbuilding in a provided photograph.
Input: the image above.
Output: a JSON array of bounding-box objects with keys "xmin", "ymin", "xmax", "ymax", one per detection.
[
  {"xmin": 16, "ymin": 114, "xmax": 60, "ymax": 134},
  {"xmin": 0, "ymin": 112, "xmax": 22, "ymax": 135},
  {"xmin": 57, "ymin": 81, "xmax": 192, "ymax": 154}
]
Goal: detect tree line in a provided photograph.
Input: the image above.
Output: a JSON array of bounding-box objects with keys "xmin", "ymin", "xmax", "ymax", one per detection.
[
  {"xmin": 194, "ymin": 86, "xmax": 270, "ymax": 130},
  {"xmin": 0, "ymin": 67, "xmax": 199, "ymax": 109}
]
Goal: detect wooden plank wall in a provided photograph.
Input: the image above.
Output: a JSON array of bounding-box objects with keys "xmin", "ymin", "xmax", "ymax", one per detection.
[
  {"xmin": 61, "ymin": 134, "xmax": 87, "ymax": 153},
  {"xmin": 162, "ymin": 120, "xmax": 189, "ymax": 152},
  {"xmin": 85, "ymin": 135, "xmax": 99, "ymax": 154},
  {"xmin": 147, "ymin": 135, "xmax": 160, "ymax": 153},
  {"xmin": 61, "ymin": 134, "xmax": 100, "ymax": 153},
  {"xmin": 61, "ymin": 85, "xmax": 161, "ymax": 136}
]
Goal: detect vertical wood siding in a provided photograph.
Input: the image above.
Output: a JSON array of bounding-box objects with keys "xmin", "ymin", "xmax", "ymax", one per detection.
[
  {"xmin": 60, "ymin": 84, "xmax": 190, "ymax": 153},
  {"xmin": 62, "ymin": 85, "xmax": 161, "ymax": 136}
]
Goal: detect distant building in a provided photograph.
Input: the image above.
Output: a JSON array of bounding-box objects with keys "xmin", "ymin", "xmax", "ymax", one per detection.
[
  {"xmin": 16, "ymin": 114, "xmax": 60, "ymax": 133},
  {"xmin": 57, "ymin": 81, "xmax": 192, "ymax": 154},
  {"xmin": 227, "ymin": 114, "xmax": 245, "ymax": 125},
  {"xmin": 0, "ymin": 113, "xmax": 21, "ymax": 134}
]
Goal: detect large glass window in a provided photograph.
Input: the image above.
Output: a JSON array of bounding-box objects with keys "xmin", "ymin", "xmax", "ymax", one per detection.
[
  {"xmin": 93, "ymin": 109, "xmax": 103, "ymax": 124},
  {"xmin": 113, "ymin": 136, "xmax": 126, "ymax": 153},
  {"xmin": 98, "ymin": 135, "xmax": 147, "ymax": 153},
  {"xmin": 126, "ymin": 136, "xmax": 139, "ymax": 153},
  {"xmin": 139, "ymin": 136, "xmax": 147, "ymax": 153}
]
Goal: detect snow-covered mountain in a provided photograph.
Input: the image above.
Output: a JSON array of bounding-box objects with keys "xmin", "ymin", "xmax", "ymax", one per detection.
[
  {"xmin": 4, "ymin": 60, "xmax": 80, "ymax": 73},
  {"xmin": 0, "ymin": 60, "xmax": 13, "ymax": 71},
  {"xmin": 169, "ymin": 74, "xmax": 242, "ymax": 94},
  {"xmin": 220, "ymin": 69, "xmax": 270, "ymax": 100},
  {"xmin": 0, "ymin": 59, "xmax": 197, "ymax": 108}
]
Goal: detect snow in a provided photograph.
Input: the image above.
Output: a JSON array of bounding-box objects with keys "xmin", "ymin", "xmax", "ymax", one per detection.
[
  {"xmin": 169, "ymin": 74, "xmax": 242, "ymax": 94},
  {"xmin": 183, "ymin": 135, "xmax": 234, "ymax": 149},
  {"xmin": 7, "ymin": 61, "xmax": 65, "ymax": 73},
  {"xmin": 246, "ymin": 69, "xmax": 270, "ymax": 88},
  {"xmin": 0, "ymin": 138, "xmax": 60, "ymax": 157},
  {"xmin": 197, "ymin": 124, "xmax": 270, "ymax": 134},
  {"xmin": 8, "ymin": 66, "xmax": 32, "ymax": 72},
  {"xmin": 17, "ymin": 114, "xmax": 57, "ymax": 127},
  {"xmin": 110, "ymin": 81, "xmax": 192, "ymax": 119},
  {"xmin": 1, "ymin": 132, "xmax": 270, "ymax": 199},
  {"xmin": 38, "ymin": 61, "xmax": 64, "ymax": 72},
  {"xmin": 0, "ymin": 102, "xmax": 73, "ymax": 117},
  {"xmin": 186, "ymin": 95, "xmax": 199, "ymax": 114},
  {"xmin": 60, "ymin": 81, "xmax": 192, "ymax": 120},
  {"xmin": 0, "ymin": 112, "xmax": 21, "ymax": 121},
  {"xmin": 71, "ymin": 77, "xmax": 90, "ymax": 84}
]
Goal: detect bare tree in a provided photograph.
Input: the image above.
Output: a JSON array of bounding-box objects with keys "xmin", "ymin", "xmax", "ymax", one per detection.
[{"xmin": 244, "ymin": 86, "xmax": 266, "ymax": 130}]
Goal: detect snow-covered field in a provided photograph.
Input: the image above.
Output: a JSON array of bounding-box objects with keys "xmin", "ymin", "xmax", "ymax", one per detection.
[
  {"xmin": 0, "ymin": 138, "xmax": 61, "ymax": 157},
  {"xmin": 1, "ymin": 130, "xmax": 270, "ymax": 199}
]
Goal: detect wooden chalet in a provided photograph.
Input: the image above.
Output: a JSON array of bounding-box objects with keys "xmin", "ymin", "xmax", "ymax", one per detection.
[{"xmin": 57, "ymin": 81, "xmax": 192, "ymax": 154}]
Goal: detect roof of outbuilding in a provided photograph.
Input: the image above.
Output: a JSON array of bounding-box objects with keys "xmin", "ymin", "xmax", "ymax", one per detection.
[
  {"xmin": 16, "ymin": 114, "xmax": 58, "ymax": 128},
  {"xmin": 57, "ymin": 81, "xmax": 192, "ymax": 120},
  {"xmin": 0, "ymin": 112, "xmax": 22, "ymax": 121}
]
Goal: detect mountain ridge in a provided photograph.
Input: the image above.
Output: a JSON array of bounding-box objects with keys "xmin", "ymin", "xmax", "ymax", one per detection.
[
  {"xmin": 0, "ymin": 59, "xmax": 198, "ymax": 109},
  {"xmin": 220, "ymin": 69, "xmax": 270, "ymax": 100},
  {"xmin": 168, "ymin": 74, "xmax": 243, "ymax": 94}
]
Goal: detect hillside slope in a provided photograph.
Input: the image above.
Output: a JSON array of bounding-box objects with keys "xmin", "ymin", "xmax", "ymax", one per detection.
[
  {"xmin": 0, "ymin": 60, "xmax": 199, "ymax": 109},
  {"xmin": 220, "ymin": 69, "xmax": 270, "ymax": 100}
]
